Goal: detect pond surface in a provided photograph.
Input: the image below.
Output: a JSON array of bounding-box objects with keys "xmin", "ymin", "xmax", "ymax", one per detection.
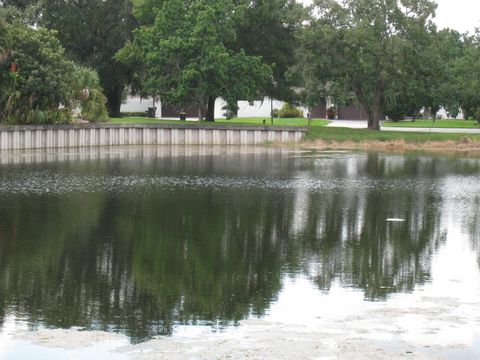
[{"xmin": 0, "ymin": 146, "xmax": 479, "ymax": 358}]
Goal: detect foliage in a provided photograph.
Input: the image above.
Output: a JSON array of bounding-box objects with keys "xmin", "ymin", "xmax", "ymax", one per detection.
[
  {"xmin": 233, "ymin": 0, "xmax": 306, "ymax": 101},
  {"xmin": 0, "ymin": 20, "xmax": 74, "ymax": 123},
  {"xmin": 222, "ymin": 101, "xmax": 239, "ymax": 120},
  {"xmin": 297, "ymin": 0, "xmax": 437, "ymax": 130},
  {"xmin": 0, "ymin": 18, "xmax": 108, "ymax": 124},
  {"xmin": 125, "ymin": 0, "xmax": 306, "ymax": 120},
  {"xmin": 453, "ymin": 32, "xmax": 480, "ymax": 123},
  {"xmin": 277, "ymin": 102, "xmax": 303, "ymax": 118},
  {"xmin": 119, "ymin": 0, "xmax": 272, "ymax": 121},
  {"xmin": 38, "ymin": 0, "xmax": 137, "ymax": 117},
  {"xmin": 69, "ymin": 66, "xmax": 109, "ymax": 122}
]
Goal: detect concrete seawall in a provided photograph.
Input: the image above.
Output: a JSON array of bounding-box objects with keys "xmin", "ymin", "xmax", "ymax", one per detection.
[{"xmin": 0, "ymin": 123, "xmax": 307, "ymax": 150}]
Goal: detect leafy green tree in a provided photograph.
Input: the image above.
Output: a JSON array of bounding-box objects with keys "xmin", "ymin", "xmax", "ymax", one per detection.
[
  {"xmin": 0, "ymin": 18, "xmax": 107, "ymax": 123},
  {"xmin": 297, "ymin": 0, "xmax": 437, "ymax": 129},
  {"xmin": 125, "ymin": 0, "xmax": 301, "ymax": 120},
  {"xmin": 39, "ymin": 0, "xmax": 137, "ymax": 117},
  {"xmin": 418, "ymin": 29, "xmax": 464, "ymax": 120},
  {"xmin": 120, "ymin": 0, "xmax": 271, "ymax": 121},
  {"xmin": 453, "ymin": 32, "xmax": 480, "ymax": 122},
  {"xmin": 0, "ymin": 20, "xmax": 74, "ymax": 122},
  {"xmin": 233, "ymin": 0, "xmax": 306, "ymax": 101},
  {"xmin": 0, "ymin": 0, "xmax": 36, "ymax": 8}
]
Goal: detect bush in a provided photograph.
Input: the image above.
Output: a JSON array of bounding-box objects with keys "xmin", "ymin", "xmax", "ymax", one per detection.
[
  {"xmin": 69, "ymin": 66, "xmax": 109, "ymax": 122},
  {"xmin": 0, "ymin": 22, "xmax": 74, "ymax": 120},
  {"xmin": 222, "ymin": 101, "xmax": 239, "ymax": 120},
  {"xmin": 327, "ymin": 107, "xmax": 336, "ymax": 120},
  {"xmin": 278, "ymin": 103, "xmax": 303, "ymax": 118},
  {"xmin": 3, "ymin": 109, "xmax": 71, "ymax": 125},
  {"xmin": 0, "ymin": 19, "xmax": 108, "ymax": 124}
]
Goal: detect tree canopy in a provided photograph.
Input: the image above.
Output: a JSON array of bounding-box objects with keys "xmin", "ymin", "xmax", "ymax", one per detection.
[
  {"xmin": 296, "ymin": 0, "xmax": 438, "ymax": 129},
  {"xmin": 119, "ymin": 0, "xmax": 272, "ymax": 121},
  {"xmin": 452, "ymin": 32, "xmax": 480, "ymax": 122},
  {"xmin": 0, "ymin": 15, "xmax": 107, "ymax": 124},
  {"xmin": 2, "ymin": 0, "xmax": 480, "ymax": 125},
  {"xmin": 35, "ymin": 0, "xmax": 137, "ymax": 117}
]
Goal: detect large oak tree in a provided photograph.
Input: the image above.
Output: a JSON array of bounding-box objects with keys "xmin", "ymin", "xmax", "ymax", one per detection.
[
  {"xmin": 120, "ymin": 0, "xmax": 271, "ymax": 121},
  {"xmin": 297, "ymin": 0, "xmax": 437, "ymax": 129}
]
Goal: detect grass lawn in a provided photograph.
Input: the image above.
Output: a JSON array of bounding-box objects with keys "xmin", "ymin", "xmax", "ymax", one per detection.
[
  {"xmin": 306, "ymin": 126, "xmax": 480, "ymax": 143},
  {"xmin": 109, "ymin": 117, "xmax": 330, "ymax": 127},
  {"xmin": 382, "ymin": 119, "xmax": 480, "ymax": 128}
]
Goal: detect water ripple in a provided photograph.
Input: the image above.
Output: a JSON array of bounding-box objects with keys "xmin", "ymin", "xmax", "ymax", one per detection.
[{"xmin": 0, "ymin": 170, "xmax": 478, "ymax": 197}]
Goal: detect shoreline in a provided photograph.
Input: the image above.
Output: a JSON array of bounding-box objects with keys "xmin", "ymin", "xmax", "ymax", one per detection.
[{"xmin": 299, "ymin": 138, "xmax": 480, "ymax": 154}]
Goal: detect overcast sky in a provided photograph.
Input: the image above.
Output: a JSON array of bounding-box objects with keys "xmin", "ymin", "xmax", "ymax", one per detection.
[
  {"xmin": 300, "ymin": 0, "xmax": 480, "ymax": 34},
  {"xmin": 435, "ymin": 0, "xmax": 479, "ymax": 33}
]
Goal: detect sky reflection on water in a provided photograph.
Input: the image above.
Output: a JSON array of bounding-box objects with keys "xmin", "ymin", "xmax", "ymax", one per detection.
[{"xmin": 0, "ymin": 146, "xmax": 479, "ymax": 355}]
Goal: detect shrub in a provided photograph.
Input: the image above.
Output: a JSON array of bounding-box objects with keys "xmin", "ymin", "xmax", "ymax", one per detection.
[
  {"xmin": 0, "ymin": 20, "xmax": 108, "ymax": 124},
  {"xmin": 69, "ymin": 66, "xmax": 109, "ymax": 122},
  {"xmin": 222, "ymin": 101, "xmax": 239, "ymax": 120},
  {"xmin": 278, "ymin": 103, "xmax": 303, "ymax": 118},
  {"xmin": 327, "ymin": 107, "xmax": 336, "ymax": 120}
]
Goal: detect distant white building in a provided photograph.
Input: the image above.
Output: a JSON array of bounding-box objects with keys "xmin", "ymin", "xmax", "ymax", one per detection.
[
  {"xmin": 120, "ymin": 96, "xmax": 161, "ymax": 117},
  {"xmin": 434, "ymin": 108, "xmax": 464, "ymax": 120},
  {"xmin": 120, "ymin": 96, "xmax": 308, "ymax": 119}
]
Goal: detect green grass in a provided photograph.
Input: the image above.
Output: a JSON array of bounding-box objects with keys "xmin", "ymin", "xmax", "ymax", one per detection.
[
  {"xmin": 109, "ymin": 117, "xmax": 182, "ymax": 124},
  {"xmin": 306, "ymin": 126, "xmax": 480, "ymax": 143},
  {"xmin": 215, "ymin": 117, "xmax": 330, "ymax": 127},
  {"xmin": 382, "ymin": 119, "xmax": 480, "ymax": 128},
  {"xmin": 109, "ymin": 117, "xmax": 330, "ymax": 127}
]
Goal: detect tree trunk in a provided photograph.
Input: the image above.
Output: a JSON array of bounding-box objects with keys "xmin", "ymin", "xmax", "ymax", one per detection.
[
  {"xmin": 368, "ymin": 105, "xmax": 381, "ymax": 130},
  {"xmin": 205, "ymin": 96, "xmax": 215, "ymax": 122},
  {"xmin": 431, "ymin": 106, "xmax": 439, "ymax": 123},
  {"xmin": 367, "ymin": 79, "xmax": 385, "ymax": 130},
  {"xmin": 355, "ymin": 84, "xmax": 378, "ymax": 130},
  {"xmin": 106, "ymin": 85, "xmax": 123, "ymax": 118}
]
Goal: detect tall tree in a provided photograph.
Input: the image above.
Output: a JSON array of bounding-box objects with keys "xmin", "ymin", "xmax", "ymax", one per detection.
[
  {"xmin": 38, "ymin": 0, "xmax": 137, "ymax": 117},
  {"xmin": 453, "ymin": 32, "xmax": 480, "ymax": 122},
  {"xmin": 119, "ymin": 0, "xmax": 271, "ymax": 121},
  {"xmin": 297, "ymin": 0, "xmax": 437, "ymax": 129},
  {"xmin": 419, "ymin": 29, "xmax": 464, "ymax": 120},
  {"xmin": 0, "ymin": 17, "xmax": 108, "ymax": 123},
  {"xmin": 126, "ymin": 0, "xmax": 303, "ymax": 120},
  {"xmin": 233, "ymin": 0, "xmax": 305, "ymax": 101}
]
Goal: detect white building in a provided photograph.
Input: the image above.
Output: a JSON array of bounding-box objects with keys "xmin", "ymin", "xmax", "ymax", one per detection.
[{"xmin": 120, "ymin": 96, "xmax": 308, "ymax": 119}]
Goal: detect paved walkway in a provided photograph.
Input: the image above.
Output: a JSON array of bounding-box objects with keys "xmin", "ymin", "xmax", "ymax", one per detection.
[
  {"xmin": 326, "ymin": 120, "xmax": 368, "ymax": 129},
  {"xmin": 327, "ymin": 120, "xmax": 480, "ymax": 134}
]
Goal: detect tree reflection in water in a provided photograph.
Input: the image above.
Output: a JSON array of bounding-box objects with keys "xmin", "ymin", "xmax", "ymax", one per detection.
[{"xmin": 0, "ymin": 149, "xmax": 479, "ymax": 342}]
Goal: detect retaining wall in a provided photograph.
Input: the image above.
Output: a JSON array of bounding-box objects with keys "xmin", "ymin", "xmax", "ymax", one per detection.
[{"xmin": 0, "ymin": 124, "xmax": 307, "ymax": 150}]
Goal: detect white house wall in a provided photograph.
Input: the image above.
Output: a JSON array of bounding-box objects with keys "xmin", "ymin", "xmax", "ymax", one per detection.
[
  {"xmin": 121, "ymin": 96, "xmax": 161, "ymax": 117},
  {"xmin": 122, "ymin": 96, "xmax": 307, "ymax": 119},
  {"xmin": 215, "ymin": 97, "xmax": 308, "ymax": 119}
]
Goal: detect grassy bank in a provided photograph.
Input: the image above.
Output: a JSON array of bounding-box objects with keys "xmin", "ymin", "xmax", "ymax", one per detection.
[
  {"xmin": 382, "ymin": 119, "xmax": 480, "ymax": 128},
  {"xmin": 110, "ymin": 117, "xmax": 330, "ymax": 127},
  {"xmin": 304, "ymin": 127, "xmax": 480, "ymax": 151}
]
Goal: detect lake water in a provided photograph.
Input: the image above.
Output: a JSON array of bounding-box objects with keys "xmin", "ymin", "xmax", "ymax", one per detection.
[{"xmin": 0, "ymin": 146, "xmax": 479, "ymax": 359}]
